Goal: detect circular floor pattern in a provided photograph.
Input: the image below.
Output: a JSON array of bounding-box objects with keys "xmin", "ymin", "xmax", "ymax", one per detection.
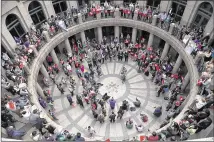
[
  {"xmin": 98, "ymin": 76, "xmax": 127, "ymax": 100},
  {"xmin": 50, "ymin": 59, "xmax": 168, "ymax": 141}
]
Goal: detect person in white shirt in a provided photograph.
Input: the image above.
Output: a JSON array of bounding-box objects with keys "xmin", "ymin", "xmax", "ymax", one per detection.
[
  {"xmin": 58, "ymin": 18, "xmax": 68, "ymax": 32},
  {"xmin": 129, "ymin": 2, "xmax": 134, "ymax": 11},
  {"xmin": 135, "ymin": 2, "xmax": 139, "ymax": 9},
  {"xmin": 86, "ymin": 126, "xmax": 96, "ymax": 137},
  {"xmin": 31, "ymin": 23, "xmax": 37, "ymax": 33},
  {"xmin": 30, "ymin": 131, "xmax": 42, "ymax": 141},
  {"xmin": 159, "ymin": 11, "xmax": 167, "ymax": 28},
  {"xmin": 104, "ymin": 1, "xmax": 109, "ymax": 9},
  {"xmin": 92, "ymin": 2, "xmax": 96, "ymax": 8},
  {"xmin": 135, "ymin": 124, "xmax": 144, "ymax": 132}
]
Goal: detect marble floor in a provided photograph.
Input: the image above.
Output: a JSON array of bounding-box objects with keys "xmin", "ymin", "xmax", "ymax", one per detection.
[
  {"xmin": 3, "ymin": 58, "xmax": 213, "ymax": 141},
  {"xmin": 48, "ymin": 58, "xmax": 169, "ymax": 141}
]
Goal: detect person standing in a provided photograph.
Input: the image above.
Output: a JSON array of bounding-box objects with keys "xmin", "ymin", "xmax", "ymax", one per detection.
[
  {"xmin": 117, "ymin": 107, "xmax": 124, "ymax": 119},
  {"xmin": 102, "ymin": 106, "xmax": 107, "ymax": 117},
  {"xmin": 49, "ymin": 110, "xmax": 58, "ymax": 120},
  {"xmin": 87, "ymin": 59, "xmax": 93, "ymax": 70},
  {"xmin": 124, "ymin": 51, "xmax": 129, "ymax": 62},
  {"xmin": 109, "ymin": 97, "xmax": 116, "ymax": 110},
  {"xmin": 196, "ymin": 117, "xmax": 212, "ymax": 133},
  {"xmin": 98, "ymin": 113, "xmax": 105, "ymax": 124},
  {"xmin": 77, "ymin": 95, "xmax": 84, "ymax": 108},
  {"xmin": 67, "ymin": 94, "xmax": 73, "ymax": 106},
  {"xmin": 76, "ymin": 68, "xmax": 82, "ymax": 78},
  {"xmin": 109, "ymin": 112, "xmax": 116, "ymax": 123},
  {"xmin": 120, "ymin": 51, "xmax": 124, "ymax": 61},
  {"xmin": 6, "ymin": 126, "xmax": 26, "ymax": 139},
  {"xmin": 46, "ymin": 55, "xmax": 53, "ymax": 66},
  {"xmin": 118, "ymin": 51, "xmax": 121, "ymax": 61},
  {"xmin": 86, "ymin": 126, "xmax": 96, "ymax": 137},
  {"xmin": 80, "ymin": 64, "xmax": 85, "ymax": 73},
  {"xmin": 56, "ymin": 83, "xmax": 64, "ymax": 94}
]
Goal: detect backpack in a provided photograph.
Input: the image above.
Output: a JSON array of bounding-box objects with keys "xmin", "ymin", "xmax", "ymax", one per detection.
[{"xmin": 130, "ymin": 107, "xmax": 136, "ymax": 111}]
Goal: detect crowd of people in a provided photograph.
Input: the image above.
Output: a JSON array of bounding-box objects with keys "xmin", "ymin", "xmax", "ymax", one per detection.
[{"xmin": 1, "ymin": 0, "xmax": 213, "ymax": 141}]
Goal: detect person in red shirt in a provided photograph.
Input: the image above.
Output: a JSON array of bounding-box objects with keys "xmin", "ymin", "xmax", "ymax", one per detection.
[
  {"xmin": 48, "ymin": 66, "xmax": 53, "ymax": 74},
  {"xmin": 53, "ymin": 63, "xmax": 59, "ymax": 73},
  {"xmin": 60, "ymin": 59, "xmax": 64, "ymax": 66},
  {"xmin": 147, "ymin": 132, "xmax": 159, "ymax": 141},
  {"xmin": 46, "ymin": 55, "xmax": 53, "ymax": 65}
]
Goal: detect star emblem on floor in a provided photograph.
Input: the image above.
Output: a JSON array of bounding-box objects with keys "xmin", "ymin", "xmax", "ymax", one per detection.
[{"xmin": 105, "ymin": 81, "xmax": 119, "ymax": 94}]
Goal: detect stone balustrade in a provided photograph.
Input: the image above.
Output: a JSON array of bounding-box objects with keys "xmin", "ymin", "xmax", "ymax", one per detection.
[{"xmin": 28, "ymin": 18, "xmax": 199, "ymax": 132}]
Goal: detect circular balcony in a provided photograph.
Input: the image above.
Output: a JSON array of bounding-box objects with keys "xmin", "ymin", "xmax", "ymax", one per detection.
[{"xmin": 28, "ymin": 17, "xmax": 199, "ymax": 137}]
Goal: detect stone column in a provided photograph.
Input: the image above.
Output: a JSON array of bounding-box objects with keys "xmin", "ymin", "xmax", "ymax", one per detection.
[
  {"xmin": 133, "ymin": 10, "xmax": 138, "ymax": 20},
  {"xmin": 36, "ymin": 83, "xmax": 45, "ymax": 98},
  {"xmin": 168, "ymin": 23, "xmax": 175, "ymax": 33},
  {"xmin": 114, "ymin": 8, "xmax": 120, "ymax": 39},
  {"xmin": 29, "ymin": 45, "xmax": 39, "ymax": 56},
  {"xmin": 114, "ymin": 8, "xmax": 120, "ymax": 18},
  {"xmin": 132, "ymin": 28, "xmax": 137, "ymax": 43},
  {"xmin": 172, "ymin": 55, "xmax": 183, "ymax": 74},
  {"xmin": 161, "ymin": 23, "xmax": 175, "ymax": 59},
  {"xmin": 97, "ymin": 27, "xmax": 103, "ymax": 44},
  {"xmin": 77, "ymin": 14, "xmax": 86, "ymax": 44},
  {"xmin": 97, "ymin": 10, "xmax": 101, "ymax": 19},
  {"xmin": 78, "ymin": 13, "xmax": 83, "ymax": 24},
  {"xmin": 17, "ymin": 2, "xmax": 33, "ymax": 31},
  {"xmin": 42, "ymin": 30, "xmax": 51, "ymax": 42},
  {"xmin": 65, "ymin": 39, "xmax": 72, "ymax": 55},
  {"xmin": 161, "ymin": 43, "xmax": 170, "ymax": 60},
  {"xmin": 23, "ymin": 64, "xmax": 30, "ymax": 75},
  {"xmin": 194, "ymin": 53, "xmax": 205, "ymax": 65},
  {"xmin": 181, "ymin": 73, "xmax": 190, "ymax": 91},
  {"xmin": 114, "ymin": 26, "xmax": 119, "ymax": 39},
  {"xmin": 43, "ymin": 1, "xmax": 56, "ymax": 18},
  {"xmin": 147, "ymin": 34, "xmax": 154, "ymax": 47},
  {"xmin": 40, "ymin": 65, "xmax": 49, "ymax": 78},
  {"xmin": 147, "ymin": 15, "xmax": 158, "ymax": 47},
  {"xmin": 80, "ymin": 32, "xmax": 86, "ymax": 45},
  {"xmin": 151, "ymin": 15, "xmax": 158, "ymax": 26},
  {"xmin": 50, "ymin": 50, "xmax": 59, "ymax": 65}
]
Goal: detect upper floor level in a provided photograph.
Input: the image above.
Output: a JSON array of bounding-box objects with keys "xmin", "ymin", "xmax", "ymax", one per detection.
[{"xmin": 1, "ymin": 0, "xmax": 213, "ymax": 52}]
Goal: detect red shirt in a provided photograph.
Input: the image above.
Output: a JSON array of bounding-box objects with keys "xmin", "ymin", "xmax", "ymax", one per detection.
[
  {"xmin": 47, "ymin": 56, "xmax": 53, "ymax": 62},
  {"xmin": 48, "ymin": 67, "xmax": 53, "ymax": 72},
  {"xmin": 154, "ymin": 64, "xmax": 160, "ymax": 71},
  {"xmin": 147, "ymin": 136, "xmax": 159, "ymax": 141}
]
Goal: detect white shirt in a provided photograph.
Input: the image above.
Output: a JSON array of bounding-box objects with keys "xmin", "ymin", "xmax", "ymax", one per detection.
[
  {"xmin": 137, "ymin": 125, "xmax": 143, "ymax": 132},
  {"xmin": 87, "ymin": 127, "xmax": 95, "ymax": 134},
  {"xmin": 2, "ymin": 53, "xmax": 10, "ymax": 61},
  {"xmin": 160, "ymin": 13, "xmax": 167, "ymax": 21},
  {"xmin": 67, "ymin": 65, "xmax": 72, "ymax": 70}
]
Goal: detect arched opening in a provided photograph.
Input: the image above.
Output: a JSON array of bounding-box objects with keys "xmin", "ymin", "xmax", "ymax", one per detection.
[
  {"xmin": 122, "ymin": 27, "xmax": 132, "ymax": 39},
  {"xmin": 123, "ymin": 0, "xmax": 137, "ymax": 7},
  {"xmin": 171, "ymin": 0, "xmax": 187, "ymax": 23},
  {"xmin": 100, "ymin": 0, "xmax": 111, "ymax": 6},
  {"xmin": 6, "ymin": 14, "xmax": 25, "ymax": 41},
  {"xmin": 85, "ymin": 28, "xmax": 95, "ymax": 40},
  {"xmin": 147, "ymin": 0, "xmax": 161, "ymax": 11},
  {"xmin": 102, "ymin": 26, "xmax": 114, "ymax": 38},
  {"xmin": 78, "ymin": 0, "xmax": 89, "ymax": 8},
  {"xmin": 52, "ymin": 0, "xmax": 67, "ymax": 17},
  {"xmin": 192, "ymin": 2, "xmax": 213, "ymax": 29},
  {"xmin": 28, "ymin": 1, "xmax": 46, "ymax": 28}
]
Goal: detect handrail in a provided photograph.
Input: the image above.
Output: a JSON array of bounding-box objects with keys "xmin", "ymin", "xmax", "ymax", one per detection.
[{"xmin": 28, "ymin": 18, "xmax": 199, "ymax": 133}]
